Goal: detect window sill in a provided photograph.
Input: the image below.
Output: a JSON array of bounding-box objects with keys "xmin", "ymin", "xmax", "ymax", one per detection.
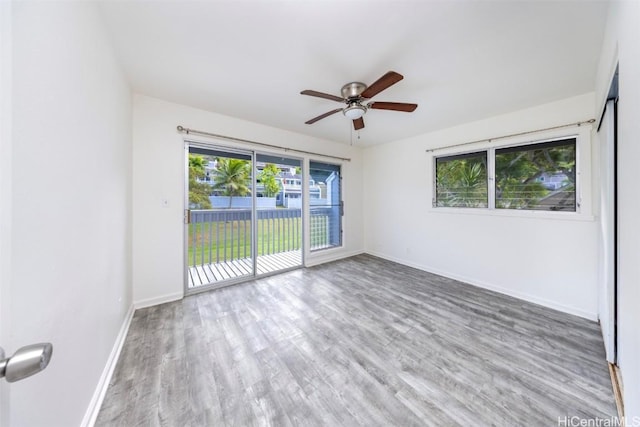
[{"xmin": 429, "ymin": 207, "xmax": 595, "ymax": 222}]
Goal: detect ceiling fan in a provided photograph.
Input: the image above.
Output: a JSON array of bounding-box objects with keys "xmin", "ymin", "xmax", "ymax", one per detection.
[{"xmin": 301, "ymin": 71, "xmax": 418, "ymax": 131}]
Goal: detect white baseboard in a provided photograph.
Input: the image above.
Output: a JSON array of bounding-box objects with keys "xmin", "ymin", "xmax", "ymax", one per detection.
[
  {"xmin": 365, "ymin": 251, "xmax": 598, "ymax": 321},
  {"xmin": 133, "ymin": 291, "xmax": 183, "ymax": 309},
  {"xmin": 305, "ymin": 249, "xmax": 365, "ymax": 268},
  {"xmin": 81, "ymin": 304, "xmax": 135, "ymax": 427},
  {"xmin": 80, "ymin": 293, "xmax": 183, "ymax": 426}
]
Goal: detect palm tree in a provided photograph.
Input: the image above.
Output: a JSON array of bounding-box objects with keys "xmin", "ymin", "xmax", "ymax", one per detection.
[
  {"xmin": 189, "ymin": 155, "xmax": 207, "ymax": 177},
  {"xmin": 212, "ymin": 158, "xmax": 251, "ymax": 208},
  {"xmin": 188, "ymin": 154, "xmax": 212, "ymax": 209},
  {"xmin": 436, "ymin": 158, "xmax": 488, "ymax": 207}
]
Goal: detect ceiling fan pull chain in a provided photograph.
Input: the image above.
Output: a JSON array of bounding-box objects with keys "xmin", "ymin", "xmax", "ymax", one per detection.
[{"xmin": 350, "ymin": 122, "xmax": 353, "ymax": 146}]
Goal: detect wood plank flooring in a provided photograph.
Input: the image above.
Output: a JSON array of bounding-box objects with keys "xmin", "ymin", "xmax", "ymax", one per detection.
[
  {"xmin": 97, "ymin": 254, "xmax": 616, "ymax": 426},
  {"xmin": 188, "ymin": 250, "xmax": 303, "ymax": 288}
]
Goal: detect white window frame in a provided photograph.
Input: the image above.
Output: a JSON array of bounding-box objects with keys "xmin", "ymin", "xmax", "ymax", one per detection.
[{"xmin": 430, "ymin": 125, "xmax": 593, "ymax": 220}]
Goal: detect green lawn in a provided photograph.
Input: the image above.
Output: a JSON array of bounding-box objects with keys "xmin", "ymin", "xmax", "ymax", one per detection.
[{"xmin": 188, "ymin": 216, "xmax": 329, "ymax": 266}]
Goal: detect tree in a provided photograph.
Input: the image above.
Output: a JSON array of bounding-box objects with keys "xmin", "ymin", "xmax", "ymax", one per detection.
[
  {"xmin": 495, "ymin": 144, "xmax": 575, "ymax": 209},
  {"xmin": 436, "ymin": 156, "xmax": 487, "ymax": 207},
  {"xmin": 259, "ymin": 163, "xmax": 281, "ymax": 197},
  {"xmin": 188, "ymin": 154, "xmax": 212, "ymax": 209},
  {"xmin": 436, "ymin": 142, "xmax": 575, "ymax": 210},
  {"xmin": 212, "ymin": 158, "xmax": 251, "ymax": 208}
]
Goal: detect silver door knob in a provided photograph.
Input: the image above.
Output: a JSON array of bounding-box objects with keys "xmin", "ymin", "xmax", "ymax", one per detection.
[{"xmin": 0, "ymin": 343, "xmax": 53, "ymax": 382}]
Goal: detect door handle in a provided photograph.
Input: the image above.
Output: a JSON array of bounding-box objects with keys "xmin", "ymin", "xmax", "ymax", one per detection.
[{"xmin": 0, "ymin": 343, "xmax": 53, "ymax": 383}]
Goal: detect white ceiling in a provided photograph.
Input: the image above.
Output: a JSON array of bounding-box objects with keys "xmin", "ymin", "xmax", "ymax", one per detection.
[{"xmin": 99, "ymin": 0, "xmax": 608, "ymax": 146}]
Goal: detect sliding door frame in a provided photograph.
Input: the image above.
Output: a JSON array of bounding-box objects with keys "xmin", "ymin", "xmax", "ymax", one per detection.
[
  {"xmin": 254, "ymin": 150, "xmax": 305, "ymax": 279},
  {"xmin": 184, "ymin": 140, "xmax": 256, "ymax": 295},
  {"xmin": 184, "ymin": 139, "xmax": 305, "ymax": 296}
]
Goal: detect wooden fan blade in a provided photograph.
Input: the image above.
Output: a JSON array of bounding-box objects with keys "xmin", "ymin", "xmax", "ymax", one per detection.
[
  {"xmin": 369, "ymin": 102, "xmax": 418, "ymax": 112},
  {"xmin": 305, "ymin": 108, "xmax": 343, "ymax": 125},
  {"xmin": 361, "ymin": 71, "xmax": 404, "ymax": 99},
  {"xmin": 300, "ymin": 90, "xmax": 344, "ymax": 103},
  {"xmin": 353, "ymin": 117, "xmax": 364, "ymax": 130}
]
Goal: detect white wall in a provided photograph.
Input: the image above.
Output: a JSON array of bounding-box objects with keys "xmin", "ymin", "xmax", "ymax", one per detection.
[
  {"xmin": 364, "ymin": 93, "xmax": 599, "ymax": 320},
  {"xmin": 10, "ymin": 3, "xmax": 132, "ymax": 426},
  {"xmin": 0, "ymin": 1, "xmax": 13, "ymax": 425},
  {"xmin": 594, "ymin": 0, "xmax": 640, "ymax": 418},
  {"xmin": 132, "ymin": 95, "xmax": 364, "ymax": 305}
]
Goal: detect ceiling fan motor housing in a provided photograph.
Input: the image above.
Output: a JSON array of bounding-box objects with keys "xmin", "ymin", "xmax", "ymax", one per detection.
[{"xmin": 341, "ymin": 82, "xmax": 367, "ymax": 100}]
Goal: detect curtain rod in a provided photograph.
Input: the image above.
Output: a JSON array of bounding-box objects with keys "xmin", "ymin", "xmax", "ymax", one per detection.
[
  {"xmin": 177, "ymin": 126, "xmax": 351, "ymax": 162},
  {"xmin": 425, "ymin": 119, "xmax": 595, "ymax": 153}
]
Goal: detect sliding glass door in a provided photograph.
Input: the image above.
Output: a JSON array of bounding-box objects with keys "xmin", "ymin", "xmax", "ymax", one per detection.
[
  {"xmin": 186, "ymin": 146, "xmax": 254, "ymax": 288},
  {"xmin": 256, "ymin": 154, "xmax": 303, "ymax": 275},
  {"xmin": 309, "ymin": 161, "xmax": 342, "ymax": 251},
  {"xmin": 185, "ymin": 144, "xmax": 303, "ymax": 291}
]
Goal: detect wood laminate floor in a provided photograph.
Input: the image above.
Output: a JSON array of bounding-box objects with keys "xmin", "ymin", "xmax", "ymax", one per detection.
[{"xmin": 97, "ymin": 254, "xmax": 616, "ymax": 426}]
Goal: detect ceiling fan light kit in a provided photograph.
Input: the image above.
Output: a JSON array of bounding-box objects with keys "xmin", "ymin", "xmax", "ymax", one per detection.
[
  {"xmin": 301, "ymin": 71, "xmax": 418, "ymax": 131},
  {"xmin": 343, "ymin": 103, "xmax": 367, "ymax": 119}
]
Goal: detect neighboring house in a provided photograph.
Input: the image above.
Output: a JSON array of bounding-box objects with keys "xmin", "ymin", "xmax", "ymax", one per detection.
[
  {"xmin": 276, "ymin": 173, "xmax": 322, "ymax": 206},
  {"xmin": 200, "ymin": 160, "xmax": 323, "ymax": 207},
  {"xmin": 535, "ymin": 172, "xmax": 570, "ymax": 190},
  {"xmin": 203, "ymin": 160, "xmax": 217, "ymax": 183}
]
